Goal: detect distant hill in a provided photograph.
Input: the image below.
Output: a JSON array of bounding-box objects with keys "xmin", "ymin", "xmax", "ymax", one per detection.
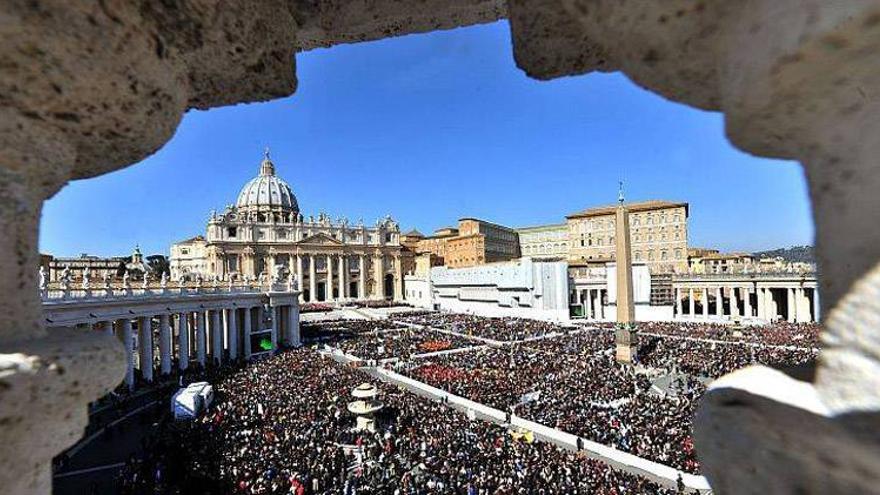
[{"xmin": 753, "ymin": 245, "xmax": 815, "ymax": 264}]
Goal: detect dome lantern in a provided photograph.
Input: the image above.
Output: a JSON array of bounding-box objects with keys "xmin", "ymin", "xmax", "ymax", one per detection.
[{"xmin": 235, "ymin": 149, "xmax": 299, "ymax": 215}]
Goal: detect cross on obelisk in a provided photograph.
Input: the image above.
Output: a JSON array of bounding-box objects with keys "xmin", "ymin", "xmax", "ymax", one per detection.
[{"xmin": 614, "ymin": 181, "xmax": 637, "ymax": 363}]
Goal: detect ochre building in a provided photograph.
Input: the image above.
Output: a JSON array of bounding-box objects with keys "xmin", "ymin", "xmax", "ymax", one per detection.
[
  {"xmin": 566, "ymin": 200, "xmax": 689, "ymax": 273},
  {"xmin": 415, "ymin": 218, "xmax": 520, "ymax": 269}
]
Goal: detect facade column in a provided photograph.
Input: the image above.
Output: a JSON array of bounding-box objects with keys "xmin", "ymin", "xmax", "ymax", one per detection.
[
  {"xmin": 715, "ymin": 287, "xmax": 723, "ymax": 317},
  {"xmin": 121, "ymin": 319, "xmax": 135, "ymax": 390},
  {"xmin": 196, "ymin": 310, "xmax": 206, "ymax": 366},
  {"xmin": 596, "ymin": 290, "xmax": 604, "ymax": 320},
  {"xmin": 813, "ymin": 287, "xmax": 821, "ymax": 322},
  {"xmin": 243, "ymin": 307, "xmax": 253, "ymax": 360},
  {"xmin": 358, "ymin": 255, "xmax": 366, "ymax": 300},
  {"xmin": 159, "ymin": 314, "xmax": 172, "ymax": 375},
  {"xmin": 309, "ymin": 254, "xmax": 317, "ymax": 303},
  {"xmin": 787, "ymin": 288, "xmax": 796, "ymax": 322},
  {"xmin": 338, "ymin": 254, "xmax": 346, "ymax": 300},
  {"xmin": 211, "ymin": 309, "xmax": 223, "ymax": 364},
  {"xmin": 702, "ymin": 288, "xmax": 709, "ymax": 318},
  {"xmin": 675, "ymin": 288, "xmax": 682, "ymax": 317},
  {"xmin": 730, "ymin": 287, "xmax": 739, "ymax": 318},
  {"xmin": 270, "ymin": 305, "xmax": 279, "ymax": 351},
  {"xmin": 326, "ymin": 253, "xmax": 334, "ymax": 301},
  {"xmin": 177, "ymin": 312, "xmax": 189, "ymax": 371},
  {"xmin": 227, "ymin": 307, "xmax": 238, "ymax": 360},
  {"xmin": 101, "ymin": 320, "xmax": 113, "ymax": 337},
  {"xmin": 688, "ymin": 288, "xmax": 695, "ymax": 316},
  {"xmin": 373, "ymin": 254, "xmax": 384, "ymax": 299},
  {"xmin": 138, "ymin": 316, "xmax": 153, "ymax": 383},
  {"xmin": 393, "ymin": 255, "xmax": 403, "ymax": 301},
  {"xmin": 296, "ymin": 254, "xmax": 305, "ymax": 303}
]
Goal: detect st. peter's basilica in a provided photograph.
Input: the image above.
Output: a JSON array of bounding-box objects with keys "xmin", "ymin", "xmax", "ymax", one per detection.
[{"xmin": 170, "ymin": 150, "xmax": 405, "ymax": 302}]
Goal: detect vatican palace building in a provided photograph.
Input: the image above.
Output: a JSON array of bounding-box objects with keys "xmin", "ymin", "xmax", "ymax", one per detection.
[{"xmin": 170, "ymin": 150, "xmax": 405, "ymax": 302}]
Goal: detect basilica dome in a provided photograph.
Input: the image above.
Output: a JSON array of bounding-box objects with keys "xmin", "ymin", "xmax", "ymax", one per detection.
[{"xmin": 235, "ymin": 150, "xmax": 299, "ymax": 213}]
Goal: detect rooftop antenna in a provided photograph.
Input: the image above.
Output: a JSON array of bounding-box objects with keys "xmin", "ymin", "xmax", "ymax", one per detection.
[{"xmin": 618, "ymin": 180, "xmax": 625, "ymax": 204}]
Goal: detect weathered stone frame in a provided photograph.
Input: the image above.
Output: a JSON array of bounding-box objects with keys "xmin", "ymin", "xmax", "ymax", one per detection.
[{"xmin": 2, "ymin": 1, "xmax": 880, "ymax": 493}]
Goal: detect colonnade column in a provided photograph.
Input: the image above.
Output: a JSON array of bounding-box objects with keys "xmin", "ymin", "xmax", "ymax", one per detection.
[
  {"xmin": 227, "ymin": 307, "xmax": 238, "ymax": 360},
  {"xmin": 730, "ymin": 288, "xmax": 739, "ymax": 318},
  {"xmin": 688, "ymin": 288, "xmax": 695, "ymax": 316},
  {"xmin": 338, "ymin": 254, "xmax": 346, "ymax": 300},
  {"xmin": 702, "ymin": 288, "xmax": 709, "ymax": 318},
  {"xmin": 358, "ymin": 255, "xmax": 366, "ymax": 300},
  {"xmin": 309, "ymin": 255, "xmax": 317, "ymax": 303},
  {"xmin": 159, "ymin": 314, "xmax": 171, "ymax": 375},
  {"xmin": 270, "ymin": 305, "xmax": 279, "ymax": 350},
  {"xmin": 177, "ymin": 312, "xmax": 189, "ymax": 371},
  {"xmin": 138, "ymin": 316, "xmax": 153, "ymax": 383},
  {"xmin": 195, "ymin": 310, "xmax": 206, "ymax": 366},
  {"xmin": 243, "ymin": 307, "xmax": 253, "ymax": 360},
  {"xmin": 287, "ymin": 303, "xmax": 301, "ymax": 346},
  {"xmin": 787, "ymin": 288, "xmax": 796, "ymax": 322},
  {"xmin": 744, "ymin": 287, "xmax": 753, "ymax": 318},
  {"xmin": 813, "ymin": 288, "xmax": 821, "ymax": 322},
  {"xmin": 675, "ymin": 288, "xmax": 682, "ymax": 317},
  {"xmin": 101, "ymin": 320, "xmax": 113, "ymax": 337},
  {"xmin": 211, "ymin": 309, "xmax": 222, "ymax": 364},
  {"xmin": 326, "ymin": 254, "xmax": 334, "ymax": 302},
  {"xmin": 121, "ymin": 319, "xmax": 135, "ymax": 390},
  {"xmin": 393, "ymin": 255, "xmax": 403, "ymax": 301},
  {"xmin": 595, "ymin": 290, "xmax": 604, "ymax": 320},
  {"xmin": 585, "ymin": 288, "xmax": 593, "ymax": 319},
  {"xmin": 715, "ymin": 287, "xmax": 723, "ymax": 317}
]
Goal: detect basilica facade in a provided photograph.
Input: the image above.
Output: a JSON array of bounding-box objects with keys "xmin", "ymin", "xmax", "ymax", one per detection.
[{"xmin": 170, "ymin": 150, "xmax": 405, "ymax": 302}]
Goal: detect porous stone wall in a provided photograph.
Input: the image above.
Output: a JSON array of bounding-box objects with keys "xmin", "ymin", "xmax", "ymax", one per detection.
[{"xmin": 2, "ymin": 1, "xmax": 879, "ymax": 493}]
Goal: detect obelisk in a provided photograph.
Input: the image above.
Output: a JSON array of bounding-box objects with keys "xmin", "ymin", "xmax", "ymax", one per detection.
[{"xmin": 614, "ymin": 182, "xmax": 637, "ymax": 363}]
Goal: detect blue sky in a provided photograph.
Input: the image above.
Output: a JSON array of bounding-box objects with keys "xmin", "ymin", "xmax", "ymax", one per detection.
[{"xmin": 40, "ymin": 21, "xmax": 813, "ymax": 258}]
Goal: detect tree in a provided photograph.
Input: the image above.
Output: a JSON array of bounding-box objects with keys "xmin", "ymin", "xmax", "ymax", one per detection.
[{"xmin": 147, "ymin": 255, "xmax": 170, "ymax": 277}]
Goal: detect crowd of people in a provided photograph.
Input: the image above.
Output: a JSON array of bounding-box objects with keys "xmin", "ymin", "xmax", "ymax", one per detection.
[
  {"xmin": 636, "ymin": 336, "xmax": 818, "ymax": 378},
  {"xmin": 102, "ymin": 311, "xmax": 823, "ymax": 492},
  {"xmin": 397, "ymin": 313, "xmax": 574, "ymax": 342},
  {"xmin": 634, "ymin": 321, "xmax": 821, "ymax": 348},
  {"xmin": 407, "ymin": 332, "xmax": 704, "ymax": 473},
  {"xmin": 334, "ymin": 327, "xmax": 479, "ymax": 361},
  {"xmin": 117, "ymin": 348, "xmax": 679, "ymax": 494}
]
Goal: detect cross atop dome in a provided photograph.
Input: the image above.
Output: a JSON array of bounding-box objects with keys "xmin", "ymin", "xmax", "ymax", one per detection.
[{"xmin": 259, "ymin": 147, "xmax": 275, "ymax": 176}]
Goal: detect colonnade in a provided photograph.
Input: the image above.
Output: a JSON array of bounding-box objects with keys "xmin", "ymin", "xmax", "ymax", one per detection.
[
  {"xmin": 100, "ymin": 302, "xmax": 299, "ymax": 390},
  {"xmin": 575, "ymin": 288, "xmax": 607, "ymax": 320},
  {"xmin": 674, "ymin": 285, "xmax": 817, "ymax": 323},
  {"xmin": 283, "ymin": 252, "xmax": 404, "ymax": 303}
]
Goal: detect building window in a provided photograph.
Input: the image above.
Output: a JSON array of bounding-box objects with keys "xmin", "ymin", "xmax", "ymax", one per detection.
[{"xmin": 227, "ymin": 227, "xmax": 237, "ymax": 238}]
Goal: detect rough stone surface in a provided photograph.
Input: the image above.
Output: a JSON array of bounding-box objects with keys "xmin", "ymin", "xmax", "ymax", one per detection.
[
  {"xmin": 0, "ymin": 330, "xmax": 125, "ymax": 495},
  {"xmin": 695, "ymin": 366, "xmax": 880, "ymax": 494},
  {"xmin": 293, "ymin": 0, "xmax": 506, "ymax": 50},
  {"xmin": 3, "ymin": 0, "xmax": 880, "ymax": 493}
]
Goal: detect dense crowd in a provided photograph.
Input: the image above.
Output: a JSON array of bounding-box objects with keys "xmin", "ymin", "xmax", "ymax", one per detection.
[
  {"xmin": 408, "ymin": 332, "xmax": 704, "ymax": 473},
  {"xmin": 634, "ymin": 321, "xmax": 821, "ymax": 348},
  {"xmin": 397, "ymin": 313, "xmax": 573, "ymax": 341},
  {"xmin": 334, "ymin": 328, "xmax": 480, "ymax": 361},
  {"xmin": 637, "ymin": 336, "xmax": 818, "ymax": 378},
  {"xmin": 117, "ymin": 348, "xmax": 677, "ymax": 494},
  {"xmin": 301, "ymin": 319, "xmax": 406, "ymax": 343}
]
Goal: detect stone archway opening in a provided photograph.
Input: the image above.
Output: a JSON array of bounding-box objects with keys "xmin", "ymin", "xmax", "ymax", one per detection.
[{"xmin": 4, "ymin": 2, "xmax": 880, "ymax": 494}]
